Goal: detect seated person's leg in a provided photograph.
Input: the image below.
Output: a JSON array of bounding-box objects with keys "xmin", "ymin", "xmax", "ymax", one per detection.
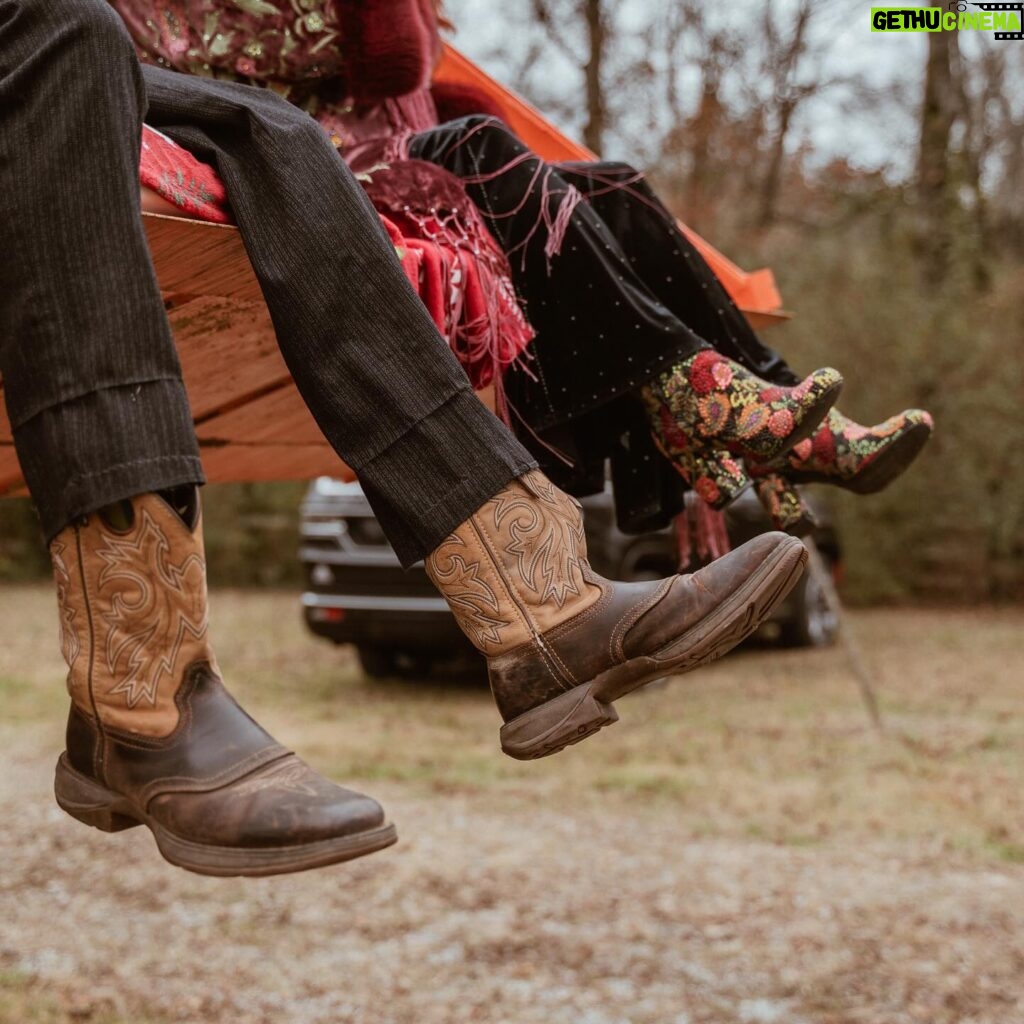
[
  {"xmin": 408, "ymin": 119, "xmax": 841, "ymax": 517},
  {"xmin": 0, "ymin": 0, "xmax": 202, "ymax": 538},
  {"xmin": 414, "ymin": 120, "xmax": 931, "ymax": 528},
  {"xmin": 130, "ymin": 86, "xmax": 811, "ymax": 761},
  {"xmin": 1, "ymin": 0, "xmax": 395, "ymax": 876},
  {"xmin": 142, "ymin": 76, "xmax": 537, "ymax": 567}
]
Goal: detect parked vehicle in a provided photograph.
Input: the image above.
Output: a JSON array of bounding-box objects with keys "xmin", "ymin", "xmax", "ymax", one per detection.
[{"xmin": 300, "ymin": 478, "xmax": 842, "ymax": 678}]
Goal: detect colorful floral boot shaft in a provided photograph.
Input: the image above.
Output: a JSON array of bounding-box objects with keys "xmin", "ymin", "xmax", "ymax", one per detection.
[
  {"xmin": 647, "ymin": 352, "xmax": 843, "ymax": 464},
  {"xmin": 753, "ymin": 475, "xmax": 818, "ymax": 536},
  {"xmin": 644, "ymin": 398, "xmax": 751, "ymax": 510},
  {"xmin": 773, "ymin": 408, "xmax": 934, "ymax": 494}
]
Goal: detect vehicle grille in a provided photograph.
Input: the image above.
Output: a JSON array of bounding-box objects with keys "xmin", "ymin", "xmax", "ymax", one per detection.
[{"xmin": 304, "ymin": 560, "xmax": 437, "ymax": 597}]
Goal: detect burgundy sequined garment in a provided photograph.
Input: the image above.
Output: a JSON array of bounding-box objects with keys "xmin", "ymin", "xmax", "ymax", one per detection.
[
  {"xmin": 117, "ymin": 0, "xmax": 534, "ymax": 394},
  {"xmin": 138, "ymin": 125, "xmax": 532, "ymax": 394}
]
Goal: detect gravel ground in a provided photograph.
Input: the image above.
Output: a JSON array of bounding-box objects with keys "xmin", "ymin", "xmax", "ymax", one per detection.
[{"xmin": 1, "ymin": 588, "xmax": 1021, "ymax": 1024}]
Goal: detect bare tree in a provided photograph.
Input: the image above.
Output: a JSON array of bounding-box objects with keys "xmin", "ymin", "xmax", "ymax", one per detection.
[
  {"xmin": 652, "ymin": 2, "xmax": 742, "ymax": 230},
  {"xmin": 916, "ymin": 26, "xmax": 962, "ymax": 285},
  {"xmin": 963, "ymin": 45, "xmax": 1024, "ymax": 255},
  {"xmin": 581, "ymin": 0, "xmax": 607, "ymax": 153},
  {"xmin": 529, "ymin": 0, "xmax": 608, "ymax": 154},
  {"xmin": 749, "ymin": 0, "xmax": 825, "ymax": 228}
]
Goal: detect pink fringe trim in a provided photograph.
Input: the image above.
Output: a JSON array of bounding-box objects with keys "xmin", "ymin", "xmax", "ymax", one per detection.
[
  {"xmin": 544, "ymin": 182, "xmax": 582, "ymax": 267},
  {"xmin": 674, "ymin": 494, "xmax": 732, "ymax": 570}
]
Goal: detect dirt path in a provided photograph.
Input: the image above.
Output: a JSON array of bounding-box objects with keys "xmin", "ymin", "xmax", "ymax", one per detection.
[{"xmin": 1, "ymin": 589, "xmax": 1022, "ymax": 1024}]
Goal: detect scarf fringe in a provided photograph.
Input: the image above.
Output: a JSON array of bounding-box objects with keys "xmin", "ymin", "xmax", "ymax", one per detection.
[
  {"xmin": 674, "ymin": 493, "xmax": 732, "ymax": 570},
  {"xmin": 544, "ymin": 182, "xmax": 582, "ymax": 267}
]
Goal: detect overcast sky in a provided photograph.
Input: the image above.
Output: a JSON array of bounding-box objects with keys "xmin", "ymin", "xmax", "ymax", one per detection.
[{"xmin": 442, "ymin": 0, "xmax": 944, "ymax": 177}]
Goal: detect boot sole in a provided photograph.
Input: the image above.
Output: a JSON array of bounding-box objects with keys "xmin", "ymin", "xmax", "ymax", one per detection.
[
  {"xmin": 53, "ymin": 755, "xmax": 398, "ymax": 877},
  {"xmin": 500, "ymin": 537, "xmax": 808, "ymax": 760},
  {"xmin": 795, "ymin": 421, "xmax": 933, "ymax": 495}
]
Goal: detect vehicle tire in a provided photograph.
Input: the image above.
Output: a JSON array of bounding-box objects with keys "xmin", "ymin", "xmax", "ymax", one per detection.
[
  {"xmin": 356, "ymin": 645, "xmax": 398, "ymax": 679},
  {"xmin": 779, "ymin": 556, "xmax": 840, "ymax": 648}
]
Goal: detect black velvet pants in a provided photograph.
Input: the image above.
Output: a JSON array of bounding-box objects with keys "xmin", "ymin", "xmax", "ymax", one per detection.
[
  {"xmin": 410, "ymin": 115, "xmax": 801, "ymax": 528},
  {"xmin": 0, "ymin": 3, "xmax": 533, "ymax": 564}
]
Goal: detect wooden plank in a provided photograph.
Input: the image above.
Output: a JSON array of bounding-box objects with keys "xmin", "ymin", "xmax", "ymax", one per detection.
[
  {"xmin": 197, "ymin": 443, "xmax": 348, "ymax": 483},
  {"xmin": 196, "ymin": 385, "xmax": 328, "ymax": 446},
  {"xmin": 142, "ymin": 213, "xmax": 263, "ymax": 304},
  {"xmin": 0, "ymin": 446, "xmax": 22, "ymax": 496},
  {"xmin": 169, "ymin": 296, "xmax": 289, "ymax": 421},
  {"xmin": 0, "ymin": 389, "xmax": 11, "ymax": 443}
]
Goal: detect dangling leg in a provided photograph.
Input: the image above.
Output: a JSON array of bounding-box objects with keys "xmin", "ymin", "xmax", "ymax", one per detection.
[
  {"xmin": 130, "ymin": 93, "xmax": 815, "ymax": 761},
  {"xmin": 409, "ymin": 117, "xmax": 839, "ymax": 512},
  {"xmin": 640, "ymin": 351, "xmax": 842, "ymax": 468},
  {"xmin": 0, "ymin": 2, "xmax": 203, "ymax": 536},
  {"xmin": 143, "ymin": 77, "xmax": 538, "ymax": 566},
  {"xmin": 563, "ymin": 163, "xmax": 934, "ymax": 514},
  {"xmin": 0, "ymin": 0, "xmax": 404, "ymax": 874},
  {"xmin": 754, "ymin": 408, "xmax": 935, "ymax": 494}
]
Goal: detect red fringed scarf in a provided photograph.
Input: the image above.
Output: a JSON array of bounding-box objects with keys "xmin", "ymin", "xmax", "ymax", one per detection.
[{"xmin": 139, "ymin": 126, "xmax": 533, "ymax": 407}]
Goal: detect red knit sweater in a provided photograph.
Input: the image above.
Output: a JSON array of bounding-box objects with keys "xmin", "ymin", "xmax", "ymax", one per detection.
[
  {"xmin": 340, "ymin": 0, "xmax": 440, "ymax": 101},
  {"xmin": 341, "ymin": 0, "xmax": 507, "ymax": 117}
]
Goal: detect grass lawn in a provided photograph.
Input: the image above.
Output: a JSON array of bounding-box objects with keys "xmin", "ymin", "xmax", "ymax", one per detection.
[{"xmin": 1, "ymin": 585, "xmax": 1021, "ymax": 1024}]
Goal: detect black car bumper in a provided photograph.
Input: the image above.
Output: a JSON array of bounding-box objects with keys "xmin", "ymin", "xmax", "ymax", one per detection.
[{"xmin": 302, "ymin": 591, "xmax": 471, "ymax": 651}]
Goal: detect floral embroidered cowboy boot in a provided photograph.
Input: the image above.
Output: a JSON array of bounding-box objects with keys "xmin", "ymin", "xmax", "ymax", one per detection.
[
  {"xmin": 642, "ymin": 352, "xmax": 843, "ymax": 481},
  {"xmin": 425, "ymin": 469, "xmax": 808, "ymax": 760},
  {"xmin": 51, "ymin": 487, "xmax": 396, "ymax": 876},
  {"xmin": 646, "ymin": 398, "xmax": 753, "ymax": 509},
  {"xmin": 753, "ymin": 474, "xmax": 818, "ymax": 536},
  {"xmin": 755, "ymin": 407, "xmax": 934, "ymax": 494}
]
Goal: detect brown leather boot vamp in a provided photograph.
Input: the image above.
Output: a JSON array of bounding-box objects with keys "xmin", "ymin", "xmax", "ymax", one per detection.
[
  {"xmin": 51, "ymin": 490, "xmax": 396, "ymax": 876},
  {"xmin": 427, "ymin": 470, "xmax": 808, "ymax": 760},
  {"xmin": 491, "ymin": 532, "xmax": 807, "ymax": 759}
]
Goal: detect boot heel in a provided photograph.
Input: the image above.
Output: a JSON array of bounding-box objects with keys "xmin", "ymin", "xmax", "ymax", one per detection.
[
  {"xmin": 753, "ymin": 474, "xmax": 818, "ymax": 536},
  {"xmin": 54, "ymin": 754, "xmax": 141, "ymax": 833},
  {"xmin": 499, "ymin": 683, "xmax": 619, "ymax": 761}
]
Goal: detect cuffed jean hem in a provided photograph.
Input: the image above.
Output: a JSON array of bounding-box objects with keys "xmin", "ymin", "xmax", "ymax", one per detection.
[
  {"xmin": 357, "ymin": 387, "xmax": 537, "ymax": 568},
  {"xmin": 11, "ymin": 379, "xmax": 204, "ymax": 542}
]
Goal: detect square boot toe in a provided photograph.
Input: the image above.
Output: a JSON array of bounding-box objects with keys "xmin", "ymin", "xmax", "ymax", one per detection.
[{"xmin": 147, "ymin": 756, "xmax": 387, "ymax": 849}]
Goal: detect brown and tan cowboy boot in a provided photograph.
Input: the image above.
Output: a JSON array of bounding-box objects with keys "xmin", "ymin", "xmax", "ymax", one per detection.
[
  {"xmin": 50, "ymin": 487, "xmax": 396, "ymax": 876},
  {"xmin": 426, "ymin": 470, "xmax": 808, "ymax": 760}
]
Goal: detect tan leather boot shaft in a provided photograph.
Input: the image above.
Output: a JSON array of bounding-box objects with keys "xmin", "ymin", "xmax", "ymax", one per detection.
[
  {"xmin": 424, "ymin": 469, "xmax": 603, "ymax": 655},
  {"xmin": 50, "ymin": 492, "xmax": 217, "ymax": 738}
]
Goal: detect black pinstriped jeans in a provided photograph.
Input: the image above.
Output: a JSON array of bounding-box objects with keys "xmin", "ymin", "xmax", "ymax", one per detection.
[{"xmin": 0, "ymin": 0, "xmax": 534, "ymax": 565}]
